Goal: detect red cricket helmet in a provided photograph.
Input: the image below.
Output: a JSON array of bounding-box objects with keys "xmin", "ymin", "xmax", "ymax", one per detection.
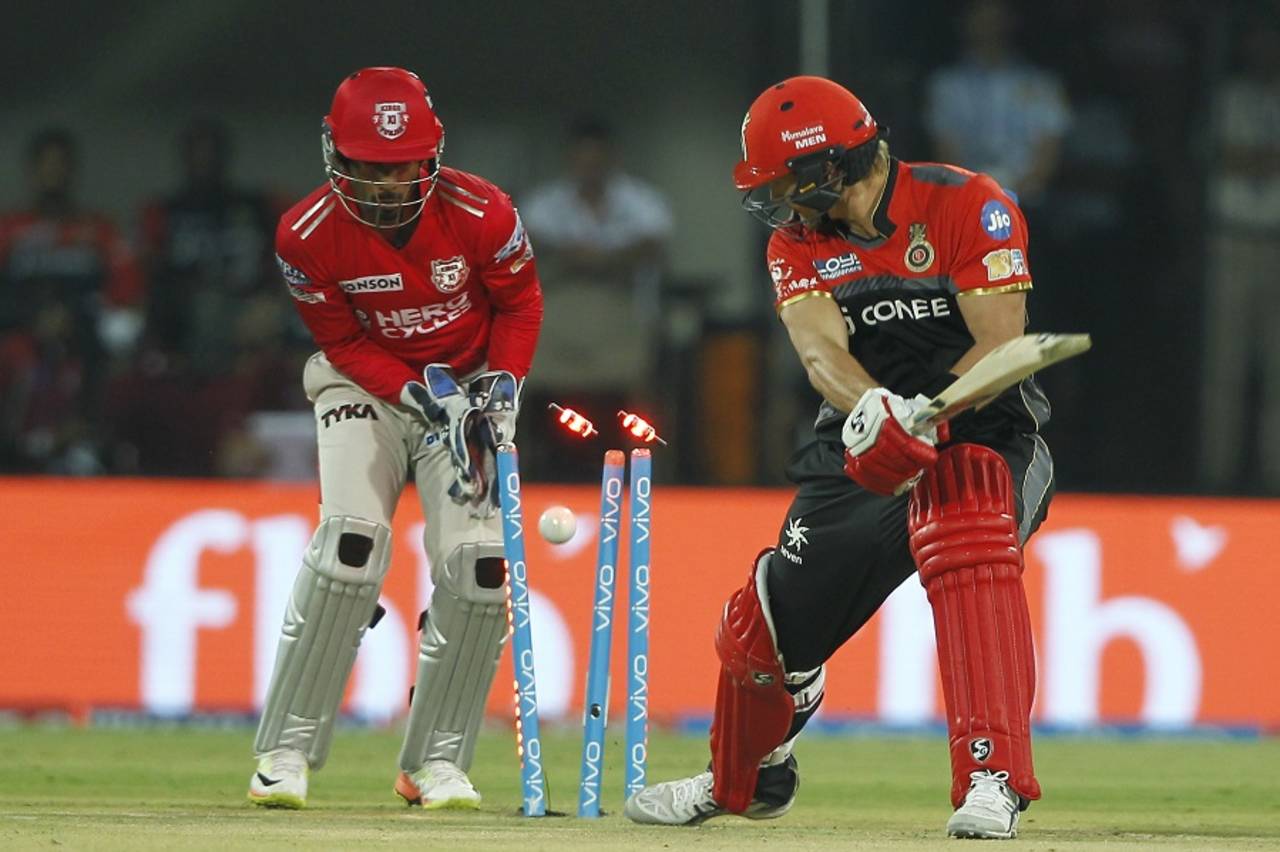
[
  {"xmin": 321, "ymin": 67, "xmax": 445, "ymax": 228},
  {"xmin": 734, "ymin": 76, "xmax": 881, "ymax": 229}
]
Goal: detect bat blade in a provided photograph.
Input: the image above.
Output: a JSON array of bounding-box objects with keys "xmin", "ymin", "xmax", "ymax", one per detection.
[{"xmin": 909, "ymin": 333, "xmax": 1092, "ymax": 435}]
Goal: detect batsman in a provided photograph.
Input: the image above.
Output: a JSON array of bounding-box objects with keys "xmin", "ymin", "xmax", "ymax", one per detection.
[
  {"xmin": 247, "ymin": 67, "xmax": 542, "ymax": 809},
  {"xmin": 626, "ymin": 77, "xmax": 1054, "ymax": 839}
]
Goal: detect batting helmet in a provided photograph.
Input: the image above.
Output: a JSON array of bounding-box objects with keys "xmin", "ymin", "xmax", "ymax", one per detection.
[{"xmin": 734, "ymin": 77, "xmax": 882, "ymax": 228}]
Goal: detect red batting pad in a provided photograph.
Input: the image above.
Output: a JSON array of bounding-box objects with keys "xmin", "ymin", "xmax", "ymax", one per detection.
[
  {"xmin": 909, "ymin": 444, "xmax": 1041, "ymax": 807},
  {"xmin": 710, "ymin": 553, "xmax": 795, "ymax": 813}
]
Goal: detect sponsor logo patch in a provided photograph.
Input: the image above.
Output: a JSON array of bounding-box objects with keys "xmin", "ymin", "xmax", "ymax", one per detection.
[
  {"xmin": 813, "ymin": 252, "xmax": 862, "ymax": 281},
  {"xmin": 784, "ymin": 517, "xmax": 810, "ymax": 551},
  {"xmin": 769, "ymin": 257, "xmax": 819, "ymax": 301},
  {"xmin": 372, "ymin": 293, "xmax": 472, "ymax": 339},
  {"xmin": 275, "ymin": 254, "xmax": 311, "ymax": 286},
  {"xmin": 339, "ymin": 273, "xmax": 404, "ymax": 294},
  {"xmin": 430, "ymin": 255, "xmax": 470, "ymax": 292},
  {"xmin": 855, "ymin": 296, "xmax": 952, "ymax": 328},
  {"xmin": 1011, "ymin": 248, "xmax": 1027, "ymax": 275},
  {"xmin": 320, "ymin": 402, "xmax": 378, "ymax": 428},
  {"xmin": 969, "ymin": 737, "xmax": 993, "ymax": 762},
  {"xmin": 287, "ymin": 285, "xmax": 325, "ymax": 304},
  {"xmin": 982, "ymin": 249, "xmax": 1013, "ymax": 281},
  {"xmin": 509, "ymin": 242, "xmax": 535, "ymax": 273},
  {"xmin": 780, "ymin": 124, "xmax": 828, "ymax": 150},
  {"xmin": 778, "ymin": 516, "xmax": 811, "ymax": 565},
  {"xmin": 981, "ymin": 199, "xmax": 1013, "ymax": 240},
  {"xmin": 373, "ymin": 101, "xmax": 409, "ymax": 140},
  {"xmin": 493, "ymin": 213, "xmax": 529, "ymax": 262}
]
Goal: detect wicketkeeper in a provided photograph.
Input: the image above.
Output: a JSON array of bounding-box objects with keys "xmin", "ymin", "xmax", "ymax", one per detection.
[
  {"xmin": 247, "ymin": 67, "xmax": 542, "ymax": 810},
  {"xmin": 625, "ymin": 77, "xmax": 1054, "ymax": 840}
]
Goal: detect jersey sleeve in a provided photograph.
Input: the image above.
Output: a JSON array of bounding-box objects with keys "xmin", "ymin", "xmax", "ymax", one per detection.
[
  {"xmin": 948, "ymin": 175, "xmax": 1033, "ymax": 295},
  {"xmin": 275, "ymin": 222, "xmax": 417, "ymax": 403},
  {"xmin": 477, "ymin": 191, "xmax": 542, "ymax": 379},
  {"xmin": 767, "ymin": 230, "xmax": 826, "ymax": 311}
]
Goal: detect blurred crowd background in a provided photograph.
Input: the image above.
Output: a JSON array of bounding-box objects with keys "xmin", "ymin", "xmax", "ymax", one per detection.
[{"xmin": 2, "ymin": 0, "xmax": 1278, "ymax": 495}]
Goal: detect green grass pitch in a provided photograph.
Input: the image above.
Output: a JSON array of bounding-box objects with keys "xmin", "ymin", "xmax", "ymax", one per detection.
[{"xmin": 1, "ymin": 724, "xmax": 1277, "ymax": 849}]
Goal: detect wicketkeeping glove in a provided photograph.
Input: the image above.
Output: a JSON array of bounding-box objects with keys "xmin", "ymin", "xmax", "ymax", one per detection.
[
  {"xmin": 467, "ymin": 370, "xmax": 521, "ymax": 513},
  {"xmin": 401, "ymin": 364, "xmax": 484, "ymax": 504}
]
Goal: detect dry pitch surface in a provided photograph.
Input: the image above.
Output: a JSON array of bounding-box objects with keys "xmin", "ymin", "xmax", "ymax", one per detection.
[{"xmin": 1, "ymin": 725, "xmax": 1277, "ymax": 850}]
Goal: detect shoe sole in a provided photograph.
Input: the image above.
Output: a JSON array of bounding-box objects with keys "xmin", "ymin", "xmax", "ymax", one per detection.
[
  {"xmin": 624, "ymin": 799, "xmax": 793, "ymax": 827},
  {"xmin": 948, "ymin": 826, "xmax": 1017, "ymax": 840},
  {"xmin": 422, "ymin": 797, "xmax": 482, "ymax": 811},
  {"xmin": 248, "ymin": 792, "xmax": 305, "ymax": 809}
]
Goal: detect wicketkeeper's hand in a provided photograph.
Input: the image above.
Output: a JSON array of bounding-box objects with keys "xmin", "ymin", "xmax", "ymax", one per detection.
[
  {"xmin": 841, "ymin": 388, "xmax": 944, "ymax": 496},
  {"xmin": 468, "ymin": 370, "xmax": 520, "ymax": 444},
  {"xmin": 465, "ymin": 370, "xmax": 520, "ymax": 516},
  {"xmin": 401, "ymin": 364, "xmax": 484, "ymax": 504}
]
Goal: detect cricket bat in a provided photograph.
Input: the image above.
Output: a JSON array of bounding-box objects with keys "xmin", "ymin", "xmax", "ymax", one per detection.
[{"xmin": 908, "ymin": 333, "xmax": 1092, "ymax": 436}]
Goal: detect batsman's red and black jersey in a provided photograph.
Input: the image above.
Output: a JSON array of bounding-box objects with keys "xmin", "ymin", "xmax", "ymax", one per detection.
[
  {"xmin": 276, "ymin": 166, "xmax": 543, "ymax": 403},
  {"xmin": 768, "ymin": 158, "xmax": 1050, "ymax": 441}
]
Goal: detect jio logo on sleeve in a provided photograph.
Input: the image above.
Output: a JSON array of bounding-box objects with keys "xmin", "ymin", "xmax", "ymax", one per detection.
[{"xmin": 981, "ymin": 200, "xmax": 1013, "ymax": 240}]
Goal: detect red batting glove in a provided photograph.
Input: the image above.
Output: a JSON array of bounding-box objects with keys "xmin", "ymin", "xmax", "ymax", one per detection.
[{"xmin": 842, "ymin": 397, "xmax": 940, "ymax": 496}]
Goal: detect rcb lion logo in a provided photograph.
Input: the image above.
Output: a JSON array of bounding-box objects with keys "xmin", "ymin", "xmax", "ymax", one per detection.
[
  {"xmin": 430, "ymin": 255, "xmax": 470, "ymax": 292},
  {"xmin": 373, "ymin": 102, "xmax": 409, "ymax": 139},
  {"xmin": 904, "ymin": 223, "xmax": 936, "ymax": 273}
]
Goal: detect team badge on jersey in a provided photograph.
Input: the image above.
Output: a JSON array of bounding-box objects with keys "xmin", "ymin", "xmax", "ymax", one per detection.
[
  {"xmin": 904, "ymin": 223, "xmax": 935, "ymax": 273},
  {"xmin": 430, "ymin": 255, "xmax": 470, "ymax": 292},
  {"xmin": 373, "ymin": 101, "xmax": 409, "ymax": 139},
  {"xmin": 980, "ymin": 199, "xmax": 1013, "ymax": 240}
]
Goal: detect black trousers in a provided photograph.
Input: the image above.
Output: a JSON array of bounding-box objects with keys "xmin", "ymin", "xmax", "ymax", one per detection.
[{"xmin": 766, "ymin": 432, "xmax": 1054, "ymax": 674}]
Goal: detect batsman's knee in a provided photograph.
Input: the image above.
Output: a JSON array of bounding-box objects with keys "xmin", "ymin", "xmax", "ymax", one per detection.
[{"xmin": 908, "ymin": 443, "xmax": 1021, "ymax": 583}]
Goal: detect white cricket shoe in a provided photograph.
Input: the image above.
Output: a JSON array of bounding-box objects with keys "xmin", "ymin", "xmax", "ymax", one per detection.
[
  {"xmin": 395, "ymin": 759, "xmax": 482, "ymax": 810},
  {"xmin": 625, "ymin": 755, "xmax": 798, "ymax": 825},
  {"xmin": 947, "ymin": 769, "xmax": 1021, "ymax": 839},
  {"xmin": 248, "ymin": 748, "xmax": 308, "ymax": 809}
]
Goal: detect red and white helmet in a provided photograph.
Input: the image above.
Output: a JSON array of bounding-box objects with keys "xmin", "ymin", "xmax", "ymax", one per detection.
[
  {"xmin": 734, "ymin": 76, "xmax": 881, "ymax": 228},
  {"xmin": 321, "ymin": 67, "xmax": 445, "ymax": 228}
]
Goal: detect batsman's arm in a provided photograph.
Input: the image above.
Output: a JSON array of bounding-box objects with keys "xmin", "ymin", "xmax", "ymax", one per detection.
[
  {"xmin": 944, "ymin": 173, "xmax": 1034, "ymax": 382},
  {"xmin": 950, "ymin": 290, "xmax": 1027, "ymax": 375},
  {"xmin": 779, "ymin": 292, "xmax": 878, "ymax": 413}
]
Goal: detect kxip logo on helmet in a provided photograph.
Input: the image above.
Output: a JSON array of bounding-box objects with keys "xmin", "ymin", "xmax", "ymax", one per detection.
[{"xmin": 373, "ymin": 102, "xmax": 409, "ymax": 139}]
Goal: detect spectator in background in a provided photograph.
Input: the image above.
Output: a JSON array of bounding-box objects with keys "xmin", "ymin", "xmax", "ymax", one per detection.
[
  {"xmin": 925, "ymin": 0, "xmax": 1070, "ymax": 206},
  {"xmin": 520, "ymin": 115, "xmax": 673, "ymax": 478},
  {"xmin": 139, "ymin": 118, "xmax": 289, "ymax": 376},
  {"xmin": 107, "ymin": 118, "xmax": 304, "ymax": 477},
  {"xmin": 0, "ymin": 128, "xmax": 142, "ymax": 474},
  {"xmin": 1201, "ymin": 17, "xmax": 1280, "ymax": 494}
]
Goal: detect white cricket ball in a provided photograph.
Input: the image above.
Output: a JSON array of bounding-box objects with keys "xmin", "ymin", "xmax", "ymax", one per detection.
[{"xmin": 539, "ymin": 505, "xmax": 577, "ymax": 545}]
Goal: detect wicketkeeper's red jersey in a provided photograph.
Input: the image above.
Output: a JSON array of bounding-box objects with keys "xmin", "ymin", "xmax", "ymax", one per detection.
[{"xmin": 275, "ymin": 166, "xmax": 542, "ymax": 402}]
